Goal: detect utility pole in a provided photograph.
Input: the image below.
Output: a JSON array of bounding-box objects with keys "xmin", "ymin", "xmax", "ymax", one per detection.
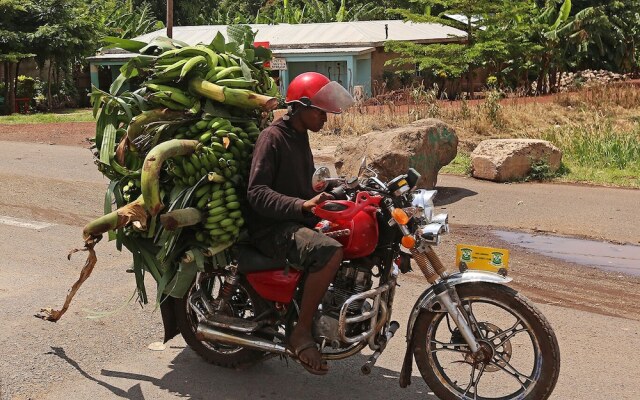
[{"xmin": 167, "ymin": 0, "xmax": 174, "ymax": 38}]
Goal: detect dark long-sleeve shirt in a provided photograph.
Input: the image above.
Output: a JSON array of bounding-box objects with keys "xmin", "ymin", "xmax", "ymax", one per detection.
[{"xmin": 246, "ymin": 118, "xmax": 318, "ymax": 235}]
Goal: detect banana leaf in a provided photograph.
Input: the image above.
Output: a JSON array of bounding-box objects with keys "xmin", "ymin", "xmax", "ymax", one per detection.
[
  {"xmin": 164, "ymin": 261, "xmax": 197, "ymax": 298},
  {"xmin": 210, "ymin": 32, "xmax": 226, "ymax": 53},
  {"xmin": 101, "ymin": 36, "xmax": 148, "ymax": 52}
]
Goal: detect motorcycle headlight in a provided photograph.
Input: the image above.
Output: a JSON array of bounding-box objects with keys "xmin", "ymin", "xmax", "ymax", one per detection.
[{"xmin": 410, "ymin": 189, "xmax": 437, "ymax": 223}]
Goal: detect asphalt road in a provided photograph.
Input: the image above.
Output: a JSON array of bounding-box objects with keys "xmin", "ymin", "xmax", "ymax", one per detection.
[{"xmin": 1, "ymin": 141, "xmax": 639, "ymax": 400}]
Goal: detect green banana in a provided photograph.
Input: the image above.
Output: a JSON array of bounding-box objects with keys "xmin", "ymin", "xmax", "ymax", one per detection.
[
  {"xmin": 209, "ymin": 205, "xmax": 227, "ymax": 216},
  {"xmin": 169, "ymin": 164, "xmax": 185, "ymax": 178},
  {"xmin": 182, "ymin": 159, "xmax": 196, "ymax": 176},
  {"xmin": 179, "ymin": 55, "xmax": 206, "ymax": 80},
  {"xmin": 196, "ymin": 194, "xmax": 211, "ymax": 209},
  {"xmin": 223, "ymin": 224, "xmax": 239, "ymax": 233},
  {"xmin": 206, "ymin": 213, "xmax": 227, "ymax": 223},
  {"xmin": 199, "ymin": 132, "xmax": 212, "ymax": 143},
  {"xmin": 226, "ymin": 201, "xmax": 240, "ymax": 210},
  {"xmin": 216, "ymin": 78, "xmax": 257, "ymax": 89},
  {"xmin": 205, "ymin": 66, "xmax": 226, "ymax": 81},
  {"xmin": 195, "ymin": 184, "xmax": 212, "ymax": 198},
  {"xmin": 215, "ymin": 130, "xmax": 231, "ymax": 139},
  {"xmin": 207, "ymin": 198, "xmax": 225, "ymax": 209},
  {"xmin": 150, "ymin": 95, "xmax": 185, "ymax": 111},
  {"xmin": 173, "ymin": 46, "xmax": 219, "ymax": 67},
  {"xmin": 210, "ymin": 66, "xmax": 243, "ymax": 82},
  {"xmin": 194, "ymin": 120, "xmax": 209, "ymax": 131},
  {"xmin": 219, "ymin": 53, "xmax": 231, "ymax": 67},
  {"xmin": 210, "ymin": 142, "xmax": 225, "ymax": 152},
  {"xmin": 229, "ymin": 210, "xmax": 242, "ymax": 219},
  {"xmin": 199, "ymin": 152, "xmax": 213, "ymax": 170},
  {"xmin": 211, "ymin": 190, "xmax": 225, "ymax": 200},
  {"xmin": 190, "ymin": 153, "xmax": 202, "ymax": 170},
  {"xmin": 158, "ymin": 58, "xmax": 189, "ymax": 75},
  {"xmin": 219, "ymin": 218, "xmax": 235, "ymax": 227}
]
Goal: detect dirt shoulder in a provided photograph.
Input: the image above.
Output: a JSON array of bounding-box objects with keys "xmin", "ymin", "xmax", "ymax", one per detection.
[
  {"xmin": 0, "ymin": 122, "xmax": 95, "ymax": 147},
  {"xmin": 424, "ymin": 224, "xmax": 640, "ymax": 322}
]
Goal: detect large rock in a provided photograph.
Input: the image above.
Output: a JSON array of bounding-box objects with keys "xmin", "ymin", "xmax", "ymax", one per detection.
[
  {"xmin": 471, "ymin": 139, "xmax": 562, "ymax": 182},
  {"xmin": 334, "ymin": 119, "xmax": 458, "ymax": 189}
]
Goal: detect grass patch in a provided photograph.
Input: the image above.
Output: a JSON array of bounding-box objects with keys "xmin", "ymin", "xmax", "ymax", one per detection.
[
  {"xmin": 0, "ymin": 108, "xmax": 94, "ymax": 124},
  {"xmin": 554, "ymin": 164, "xmax": 640, "ymax": 188},
  {"xmin": 440, "ymin": 152, "xmax": 472, "ymax": 175}
]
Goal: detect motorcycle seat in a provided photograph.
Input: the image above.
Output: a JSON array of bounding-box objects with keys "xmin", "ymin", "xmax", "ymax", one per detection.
[{"xmin": 234, "ymin": 244, "xmax": 284, "ymax": 273}]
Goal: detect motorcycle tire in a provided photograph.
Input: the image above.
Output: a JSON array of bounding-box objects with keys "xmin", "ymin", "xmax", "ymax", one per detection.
[
  {"xmin": 175, "ymin": 273, "xmax": 271, "ymax": 369},
  {"xmin": 412, "ymin": 282, "xmax": 560, "ymax": 400}
]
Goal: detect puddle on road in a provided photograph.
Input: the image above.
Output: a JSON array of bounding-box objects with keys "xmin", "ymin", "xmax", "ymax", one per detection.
[{"xmin": 494, "ymin": 230, "xmax": 640, "ymax": 277}]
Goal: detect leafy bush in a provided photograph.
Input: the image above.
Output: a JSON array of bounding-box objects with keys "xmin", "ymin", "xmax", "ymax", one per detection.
[{"xmin": 16, "ymin": 76, "xmax": 37, "ymax": 98}]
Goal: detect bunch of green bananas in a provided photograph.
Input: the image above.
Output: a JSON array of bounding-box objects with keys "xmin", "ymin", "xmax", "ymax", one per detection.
[
  {"xmin": 84, "ymin": 30, "xmax": 281, "ymax": 302},
  {"xmin": 162, "ymin": 114, "xmax": 263, "ymax": 246},
  {"xmin": 192, "ymin": 182, "xmax": 244, "ymax": 244}
]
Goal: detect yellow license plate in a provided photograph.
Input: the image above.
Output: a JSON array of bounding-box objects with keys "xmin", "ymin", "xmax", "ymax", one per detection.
[{"xmin": 456, "ymin": 244, "xmax": 510, "ymax": 275}]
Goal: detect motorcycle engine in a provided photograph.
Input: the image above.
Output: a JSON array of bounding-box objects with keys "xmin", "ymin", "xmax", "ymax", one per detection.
[{"xmin": 313, "ymin": 261, "xmax": 374, "ymax": 347}]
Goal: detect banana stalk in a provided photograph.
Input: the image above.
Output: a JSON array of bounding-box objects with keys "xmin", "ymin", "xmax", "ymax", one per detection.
[
  {"xmin": 160, "ymin": 207, "xmax": 204, "ymax": 230},
  {"xmin": 142, "ymin": 139, "xmax": 200, "ymax": 216},
  {"xmin": 188, "ymin": 77, "xmax": 278, "ymax": 111},
  {"xmin": 37, "ymin": 196, "xmax": 148, "ymax": 323},
  {"xmin": 126, "ymin": 108, "xmax": 185, "ymax": 143},
  {"xmin": 82, "ymin": 196, "xmax": 147, "ymax": 241}
]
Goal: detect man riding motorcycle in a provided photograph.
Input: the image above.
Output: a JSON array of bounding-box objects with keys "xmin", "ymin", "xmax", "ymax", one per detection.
[{"xmin": 246, "ymin": 72, "xmax": 355, "ymax": 375}]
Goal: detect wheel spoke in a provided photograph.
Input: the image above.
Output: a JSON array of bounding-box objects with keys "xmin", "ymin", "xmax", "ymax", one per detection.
[
  {"xmin": 462, "ymin": 363, "xmax": 485, "ymax": 399},
  {"xmin": 431, "ymin": 339, "xmax": 470, "ymax": 355},
  {"xmin": 490, "ymin": 352, "xmax": 534, "ymax": 389},
  {"xmin": 491, "ymin": 318, "xmax": 529, "ymax": 347}
]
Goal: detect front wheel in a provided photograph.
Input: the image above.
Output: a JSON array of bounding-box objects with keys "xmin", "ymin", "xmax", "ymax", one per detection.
[{"xmin": 412, "ymin": 282, "xmax": 560, "ymax": 400}]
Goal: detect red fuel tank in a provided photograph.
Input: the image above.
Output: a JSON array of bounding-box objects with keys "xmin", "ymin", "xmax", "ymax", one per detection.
[
  {"xmin": 314, "ymin": 192, "xmax": 382, "ymax": 259},
  {"xmin": 245, "ymin": 269, "xmax": 302, "ymax": 303}
]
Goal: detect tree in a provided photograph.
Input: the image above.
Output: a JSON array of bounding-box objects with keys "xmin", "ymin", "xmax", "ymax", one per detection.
[
  {"xmin": 386, "ymin": 0, "xmax": 531, "ymax": 97},
  {"xmin": 254, "ymin": 0, "xmax": 384, "ymax": 24},
  {"xmin": 27, "ymin": 0, "xmax": 103, "ymax": 109},
  {"xmin": 104, "ymin": 1, "xmax": 165, "ymax": 39},
  {"xmin": 0, "ymin": 0, "xmax": 37, "ymax": 114}
]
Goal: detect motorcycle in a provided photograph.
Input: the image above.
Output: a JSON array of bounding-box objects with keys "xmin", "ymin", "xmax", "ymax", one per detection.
[{"xmin": 159, "ymin": 159, "xmax": 560, "ymax": 400}]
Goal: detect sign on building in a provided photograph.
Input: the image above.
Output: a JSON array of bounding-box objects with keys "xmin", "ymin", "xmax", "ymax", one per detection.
[{"xmin": 271, "ymin": 58, "xmax": 288, "ymax": 70}]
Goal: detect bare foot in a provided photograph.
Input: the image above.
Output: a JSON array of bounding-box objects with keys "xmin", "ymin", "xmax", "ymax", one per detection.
[{"xmin": 288, "ymin": 327, "xmax": 328, "ymax": 374}]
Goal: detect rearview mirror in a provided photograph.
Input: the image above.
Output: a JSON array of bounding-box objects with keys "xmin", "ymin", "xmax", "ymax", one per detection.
[
  {"xmin": 312, "ymin": 167, "xmax": 331, "ymax": 192},
  {"xmin": 357, "ymin": 157, "xmax": 367, "ymax": 177}
]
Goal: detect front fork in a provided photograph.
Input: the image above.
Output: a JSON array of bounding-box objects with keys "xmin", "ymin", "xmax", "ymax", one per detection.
[
  {"xmin": 433, "ymin": 283, "xmax": 481, "ymax": 353},
  {"xmin": 412, "ymin": 246, "xmax": 481, "ymax": 353}
]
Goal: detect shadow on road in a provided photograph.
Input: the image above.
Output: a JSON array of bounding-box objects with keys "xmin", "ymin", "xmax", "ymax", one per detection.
[
  {"xmin": 434, "ymin": 186, "xmax": 477, "ymax": 206},
  {"xmin": 47, "ymin": 347, "xmax": 145, "ymax": 399},
  {"xmin": 97, "ymin": 348, "xmax": 436, "ymax": 399}
]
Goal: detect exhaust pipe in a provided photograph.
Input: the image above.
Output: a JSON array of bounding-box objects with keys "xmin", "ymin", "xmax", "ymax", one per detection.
[{"xmin": 196, "ymin": 321, "xmax": 290, "ymax": 355}]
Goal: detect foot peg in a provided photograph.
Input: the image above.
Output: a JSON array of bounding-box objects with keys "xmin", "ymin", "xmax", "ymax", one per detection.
[{"xmin": 361, "ymin": 321, "xmax": 400, "ymax": 375}]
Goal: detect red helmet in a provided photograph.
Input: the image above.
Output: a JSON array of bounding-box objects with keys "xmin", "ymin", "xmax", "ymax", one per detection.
[{"xmin": 285, "ymin": 72, "xmax": 354, "ymax": 114}]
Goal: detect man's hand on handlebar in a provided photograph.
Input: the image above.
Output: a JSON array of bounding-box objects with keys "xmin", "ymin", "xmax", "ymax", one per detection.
[{"xmin": 303, "ymin": 192, "xmax": 334, "ymax": 212}]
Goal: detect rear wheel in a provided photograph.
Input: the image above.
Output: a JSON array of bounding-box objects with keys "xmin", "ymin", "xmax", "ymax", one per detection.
[
  {"xmin": 412, "ymin": 282, "xmax": 560, "ymax": 400},
  {"xmin": 174, "ymin": 272, "xmax": 271, "ymax": 368}
]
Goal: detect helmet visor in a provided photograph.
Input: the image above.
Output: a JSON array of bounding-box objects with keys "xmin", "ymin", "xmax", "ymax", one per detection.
[{"xmin": 310, "ymin": 81, "xmax": 355, "ymax": 114}]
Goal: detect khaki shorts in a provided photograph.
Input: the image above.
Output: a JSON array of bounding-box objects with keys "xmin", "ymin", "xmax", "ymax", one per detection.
[{"xmin": 252, "ymin": 222, "xmax": 342, "ymax": 272}]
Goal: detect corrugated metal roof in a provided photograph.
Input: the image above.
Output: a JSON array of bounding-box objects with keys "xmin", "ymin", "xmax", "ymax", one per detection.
[
  {"xmin": 272, "ymin": 47, "xmax": 375, "ymax": 56},
  {"xmin": 134, "ymin": 20, "xmax": 466, "ymax": 49}
]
